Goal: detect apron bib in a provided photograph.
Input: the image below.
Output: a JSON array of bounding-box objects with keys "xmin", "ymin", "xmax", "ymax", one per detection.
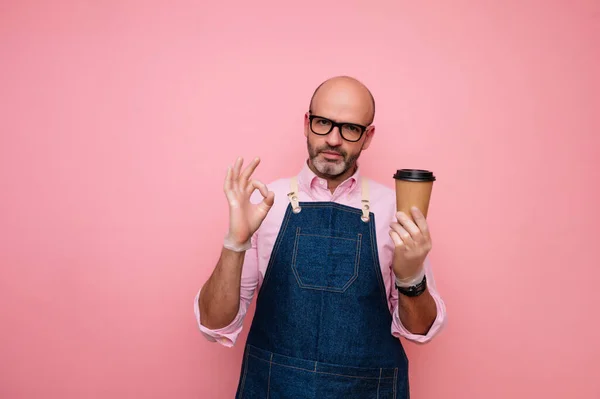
[{"xmin": 236, "ymin": 177, "xmax": 409, "ymax": 399}]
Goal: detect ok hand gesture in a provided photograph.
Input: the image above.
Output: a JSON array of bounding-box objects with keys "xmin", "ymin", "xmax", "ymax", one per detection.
[{"xmin": 224, "ymin": 157, "xmax": 275, "ymax": 247}]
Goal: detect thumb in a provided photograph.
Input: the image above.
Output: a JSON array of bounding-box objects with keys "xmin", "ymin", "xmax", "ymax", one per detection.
[{"xmin": 259, "ymin": 191, "xmax": 275, "ymax": 211}]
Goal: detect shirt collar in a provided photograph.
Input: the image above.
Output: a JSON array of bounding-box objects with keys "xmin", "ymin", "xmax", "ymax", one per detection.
[{"xmin": 298, "ymin": 159, "xmax": 361, "ymax": 194}]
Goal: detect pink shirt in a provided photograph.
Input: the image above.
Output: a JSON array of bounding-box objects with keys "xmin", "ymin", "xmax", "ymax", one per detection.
[{"xmin": 194, "ymin": 161, "xmax": 447, "ymax": 347}]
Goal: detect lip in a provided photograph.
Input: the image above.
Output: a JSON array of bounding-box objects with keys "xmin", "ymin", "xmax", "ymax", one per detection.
[{"xmin": 321, "ymin": 151, "xmax": 342, "ymax": 159}]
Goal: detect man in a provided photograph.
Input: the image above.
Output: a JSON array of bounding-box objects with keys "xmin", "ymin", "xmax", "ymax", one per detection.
[{"xmin": 195, "ymin": 76, "xmax": 447, "ymax": 398}]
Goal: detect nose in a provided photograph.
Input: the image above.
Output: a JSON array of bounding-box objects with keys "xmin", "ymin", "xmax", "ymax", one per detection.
[{"xmin": 326, "ymin": 126, "xmax": 343, "ymax": 146}]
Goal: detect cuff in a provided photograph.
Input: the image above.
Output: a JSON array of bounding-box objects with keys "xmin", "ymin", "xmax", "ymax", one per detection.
[
  {"xmin": 391, "ymin": 288, "xmax": 447, "ymax": 344},
  {"xmin": 193, "ymin": 288, "xmax": 244, "ymax": 348},
  {"xmin": 392, "ymin": 265, "xmax": 447, "ymax": 344}
]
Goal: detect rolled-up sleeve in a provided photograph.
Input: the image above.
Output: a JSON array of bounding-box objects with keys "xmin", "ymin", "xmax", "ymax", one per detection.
[
  {"xmin": 193, "ymin": 234, "xmax": 260, "ymax": 347},
  {"xmin": 390, "ymin": 258, "xmax": 447, "ymax": 343}
]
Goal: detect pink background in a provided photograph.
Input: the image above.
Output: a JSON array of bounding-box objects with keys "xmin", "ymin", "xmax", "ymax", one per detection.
[{"xmin": 1, "ymin": 1, "xmax": 599, "ymax": 398}]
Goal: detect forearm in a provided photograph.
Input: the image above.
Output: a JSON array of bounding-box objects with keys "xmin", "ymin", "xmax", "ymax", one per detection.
[
  {"xmin": 199, "ymin": 247, "xmax": 246, "ymax": 329},
  {"xmin": 397, "ymin": 288, "xmax": 437, "ymax": 335}
]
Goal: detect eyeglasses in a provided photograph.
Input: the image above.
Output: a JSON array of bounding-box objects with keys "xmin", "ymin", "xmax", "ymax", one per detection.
[{"xmin": 308, "ymin": 113, "xmax": 369, "ymax": 142}]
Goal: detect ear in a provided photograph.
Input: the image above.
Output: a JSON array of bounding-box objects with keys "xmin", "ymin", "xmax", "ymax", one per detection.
[{"xmin": 361, "ymin": 125, "xmax": 376, "ymax": 150}]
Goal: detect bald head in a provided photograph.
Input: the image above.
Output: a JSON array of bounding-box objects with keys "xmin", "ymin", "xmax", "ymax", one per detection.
[{"xmin": 309, "ymin": 76, "xmax": 375, "ymax": 125}]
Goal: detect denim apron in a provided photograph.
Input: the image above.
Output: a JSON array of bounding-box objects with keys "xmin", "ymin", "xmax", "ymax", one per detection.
[{"xmin": 235, "ymin": 177, "xmax": 409, "ymax": 398}]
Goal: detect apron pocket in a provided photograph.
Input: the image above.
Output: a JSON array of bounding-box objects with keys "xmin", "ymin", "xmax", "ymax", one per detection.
[
  {"xmin": 268, "ymin": 360, "xmax": 317, "ymax": 398},
  {"xmin": 242, "ymin": 346, "xmax": 403, "ymax": 399},
  {"xmin": 316, "ymin": 370, "xmax": 398, "ymax": 399},
  {"xmin": 292, "ymin": 227, "xmax": 361, "ymax": 293},
  {"xmin": 238, "ymin": 351, "xmax": 270, "ymax": 399}
]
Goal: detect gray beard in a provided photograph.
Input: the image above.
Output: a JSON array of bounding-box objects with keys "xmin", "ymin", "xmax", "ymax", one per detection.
[{"xmin": 307, "ymin": 140, "xmax": 361, "ymax": 178}]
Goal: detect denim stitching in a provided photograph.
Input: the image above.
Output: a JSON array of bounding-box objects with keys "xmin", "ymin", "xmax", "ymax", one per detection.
[
  {"xmin": 238, "ymin": 349, "xmax": 250, "ymax": 398},
  {"xmin": 291, "ymin": 228, "xmax": 361, "ymax": 292},
  {"xmin": 246, "ymin": 353, "xmax": 396, "ymax": 380},
  {"xmin": 393, "ymin": 367, "xmax": 398, "ymax": 399},
  {"xmin": 296, "ymin": 226, "xmax": 359, "ymax": 237},
  {"xmin": 246, "ymin": 198, "xmax": 407, "ymax": 396},
  {"xmin": 377, "ymin": 368, "xmax": 382, "ymax": 399},
  {"xmin": 262, "ymin": 205, "xmax": 294, "ymax": 286},
  {"xmin": 267, "ymin": 353, "xmax": 273, "ymax": 399},
  {"xmin": 368, "ymin": 214, "xmax": 388, "ymax": 305},
  {"xmin": 290, "ymin": 227, "xmax": 304, "ymax": 289},
  {"xmin": 299, "ymin": 202, "xmax": 363, "ymax": 214},
  {"xmin": 315, "ymin": 369, "xmax": 394, "ymax": 381},
  {"xmin": 352, "ymin": 233, "xmax": 362, "ymax": 292},
  {"xmin": 297, "ymin": 233, "xmax": 358, "ymax": 241}
]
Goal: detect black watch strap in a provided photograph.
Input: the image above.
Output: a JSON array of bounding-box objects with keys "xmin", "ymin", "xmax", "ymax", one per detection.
[{"xmin": 396, "ymin": 275, "xmax": 427, "ymax": 297}]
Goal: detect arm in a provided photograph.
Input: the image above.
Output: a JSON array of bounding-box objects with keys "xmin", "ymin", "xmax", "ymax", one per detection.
[
  {"xmin": 389, "ymin": 207, "xmax": 446, "ymax": 339},
  {"xmin": 389, "ymin": 258, "xmax": 447, "ymax": 342},
  {"xmin": 199, "ymin": 247, "xmax": 247, "ymax": 329},
  {"xmin": 194, "ymin": 235, "xmax": 259, "ymax": 346},
  {"xmin": 396, "ymin": 284, "xmax": 437, "ymax": 335},
  {"xmin": 195, "ymin": 156, "xmax": 274, "ymax": 340}
]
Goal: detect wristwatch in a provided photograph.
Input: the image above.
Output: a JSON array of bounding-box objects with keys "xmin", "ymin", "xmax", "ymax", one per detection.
[{"xmin": 396, "ymin": 275, "xmax": 427, "ymax": 297}]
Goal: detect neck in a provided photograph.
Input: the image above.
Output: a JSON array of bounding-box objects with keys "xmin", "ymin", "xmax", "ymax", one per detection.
[{"xmin": 307, "ymin": 159, "xmax": 357, "ymax": 193}]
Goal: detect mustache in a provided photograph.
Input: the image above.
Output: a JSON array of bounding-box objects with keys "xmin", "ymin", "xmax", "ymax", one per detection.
[{"xmin": 317, "ymin": 146, "xmax": 346, "ymax": 157}]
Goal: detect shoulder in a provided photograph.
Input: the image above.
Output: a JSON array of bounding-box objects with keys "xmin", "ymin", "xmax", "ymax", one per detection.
[
  {"xmin": 266, "ymin": 177, "xmax": 293, "ymax": 196},
  {"xmin": 364, "ymin": 176, "xmax": 395, "ymax": 208},
  {"xmin": 362, "ymin": 176, "xmax": 396, "ymax": 228}
]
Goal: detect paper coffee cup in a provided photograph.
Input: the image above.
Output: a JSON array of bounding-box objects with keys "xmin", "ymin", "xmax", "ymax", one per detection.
[{"xmin": 393, "ymin": 169, "xmax": 436, "ymax": 219}]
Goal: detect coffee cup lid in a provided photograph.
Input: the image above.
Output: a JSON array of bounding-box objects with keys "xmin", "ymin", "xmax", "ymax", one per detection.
[{"xmin": 393, "ymin": 169, "xmax": 436, "ymax": 182}]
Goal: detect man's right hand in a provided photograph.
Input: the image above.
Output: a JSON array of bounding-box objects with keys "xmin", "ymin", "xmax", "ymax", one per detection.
[{"xmin": 223, "ymin": 156, "xmax": 275, "ymax": 247}]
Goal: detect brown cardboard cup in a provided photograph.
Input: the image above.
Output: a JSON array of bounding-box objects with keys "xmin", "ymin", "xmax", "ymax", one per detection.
[{"xmin": 393, "ymin": 169, "xmax": 436, "ymax": 220}]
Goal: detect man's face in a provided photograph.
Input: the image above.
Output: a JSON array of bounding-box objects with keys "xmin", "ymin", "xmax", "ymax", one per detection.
[{"xmin": 304, "ymin": 108, "xmax": 374, "ymax": 178}]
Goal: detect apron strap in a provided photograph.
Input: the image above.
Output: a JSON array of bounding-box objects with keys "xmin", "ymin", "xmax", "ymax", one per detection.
[
  {"xmin": 288, "ymin": 176, "xmax": 301, "ymax": 213},
  {"xmin": 361, "ymin": 178, "xmax": 370, "ymax": 223},
  {"xmin": 288, "ymin": 175, "xmax": 369, "ymax": 221}
]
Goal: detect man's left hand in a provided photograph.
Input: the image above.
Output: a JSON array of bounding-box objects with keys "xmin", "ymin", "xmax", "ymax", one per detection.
[{"xmin": 389, "ymin": 206, "xmax": 432, "ymax": 280}]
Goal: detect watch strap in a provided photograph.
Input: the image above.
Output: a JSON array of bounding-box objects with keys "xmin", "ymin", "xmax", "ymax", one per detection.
[{"xmin": 396, "ymin": 275, "xmax": 427, "ymax": 297}]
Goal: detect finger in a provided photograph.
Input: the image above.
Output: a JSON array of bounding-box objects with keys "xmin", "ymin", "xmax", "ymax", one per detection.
[
  {"xmin": 389, "ymin": 222, "xmax": 415, "ymax": 248},
  {"xmin": 410, "ymin": 206, "xmax": 431, "ymax": 241},
  {"xmin": 224, "ymin": 165, "xmax": 233, "ymax": 192},
  {"xmin": 258, "ymin": 191, "xmax": 275, "ymax": 212},
  {"xmin": 232, "ymin": 157, "xmax": 243, "ymax": 190},
  {"xmin": 224, "ymin": 167, "xmax": 239, "ymax": 207},
  {"xmin": 389, "ymin": 231, "xmax": 407, "ymax": 249},
  {"xmin": 240, "ymin": 157, "xmax": 260, "ymax": 183},
  {"xmin": 247, "ymin": 179, "xmax": 269, "ymax": 198},
  {"xmin": 396, "ymin": 211, "xmax": 421, "ymax": 240}
]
